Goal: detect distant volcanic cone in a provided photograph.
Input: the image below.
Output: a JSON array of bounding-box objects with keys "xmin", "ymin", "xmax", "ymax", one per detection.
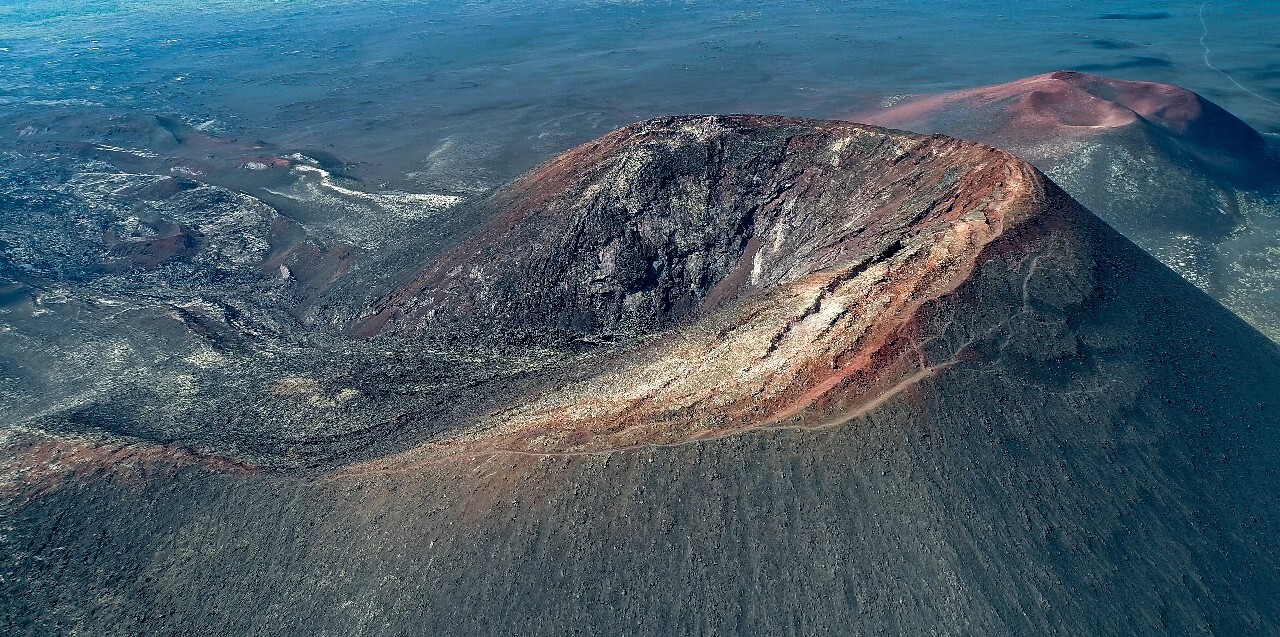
[
  {"xmin": 8, "ymin": 116, "xmax": 1280, "ymax": 635},
  {"xmin": 847, "ymin": 71, "xmax": 1280, "ymax": 339},
  {"xmin": 850, "ymin": 70, "xmax": 1277, "ymax": 191}
]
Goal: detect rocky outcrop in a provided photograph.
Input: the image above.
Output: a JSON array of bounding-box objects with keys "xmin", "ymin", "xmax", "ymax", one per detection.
[{"xmin": 362, "ymin": 115, "xmax": 1031, "ymax": 341}]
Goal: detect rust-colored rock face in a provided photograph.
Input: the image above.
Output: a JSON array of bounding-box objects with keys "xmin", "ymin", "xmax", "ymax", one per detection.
[
  {"xmin": 1, "ymin": 433, "xmax": 254, "ymax": 500},
  {"xmin": 361, "ymin": 116, "xmax": 1030, "ymax": 339},
  {"xmin": 356, "ymin": 116, "xmax": 1054, "ymax": 456}
]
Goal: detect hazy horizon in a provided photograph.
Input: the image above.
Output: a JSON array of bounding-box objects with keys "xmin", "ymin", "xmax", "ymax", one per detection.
[{"xmin": 3, "ymin": 0, "xmax": 1278, "ymax": 192}]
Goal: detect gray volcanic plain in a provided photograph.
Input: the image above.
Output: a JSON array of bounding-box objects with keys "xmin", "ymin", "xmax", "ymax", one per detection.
[{"xmin": 5, "ymin": 115, "xmax": 1280, "ymax": 635}]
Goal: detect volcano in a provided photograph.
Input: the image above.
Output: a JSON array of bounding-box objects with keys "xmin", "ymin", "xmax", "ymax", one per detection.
[
  {"xmin": 849, "ymin": 71, "xmax": 1280, "ymax": 340},
  {"xmin": 851, "ymin": 71, "xmax": 1276, "ymax": 189},
  {"xmin": 6, "ymin": 116, "xmax": 1280, "ymax": 635}
]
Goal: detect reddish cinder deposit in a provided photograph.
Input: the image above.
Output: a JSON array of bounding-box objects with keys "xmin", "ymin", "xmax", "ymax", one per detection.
[
  {"xmin": 345, "ymin": 115, "xmax": 1091, "ymax": 467},
  {"xmin": 102, "ymin": 219, "xmax": 201, "ymax": 270},
  {"xmin": 1, "ymin": 433, "xmax": 254, "ymax": 498},
  {"xmin": 850, "ymin": 71, "xmax": 1275, "ymax": 186}
]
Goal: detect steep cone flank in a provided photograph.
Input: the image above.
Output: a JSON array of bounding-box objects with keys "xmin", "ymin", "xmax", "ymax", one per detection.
[{"xmin": 7, "ymin": 117, "xmax": 1280, "ymax": 635}]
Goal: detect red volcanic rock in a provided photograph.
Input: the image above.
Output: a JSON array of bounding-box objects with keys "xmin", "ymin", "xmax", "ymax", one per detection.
[
  {"xmin": 361, "ymin": 115, "xmax": 1036, "ymax": 340},
  {"xmin": 1, "ymin": 433, "xmax": 254, "ymax": 499},
  {"xmin": 851, "ymin": 71, "xmax": 1275, "ymax": 185}
]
